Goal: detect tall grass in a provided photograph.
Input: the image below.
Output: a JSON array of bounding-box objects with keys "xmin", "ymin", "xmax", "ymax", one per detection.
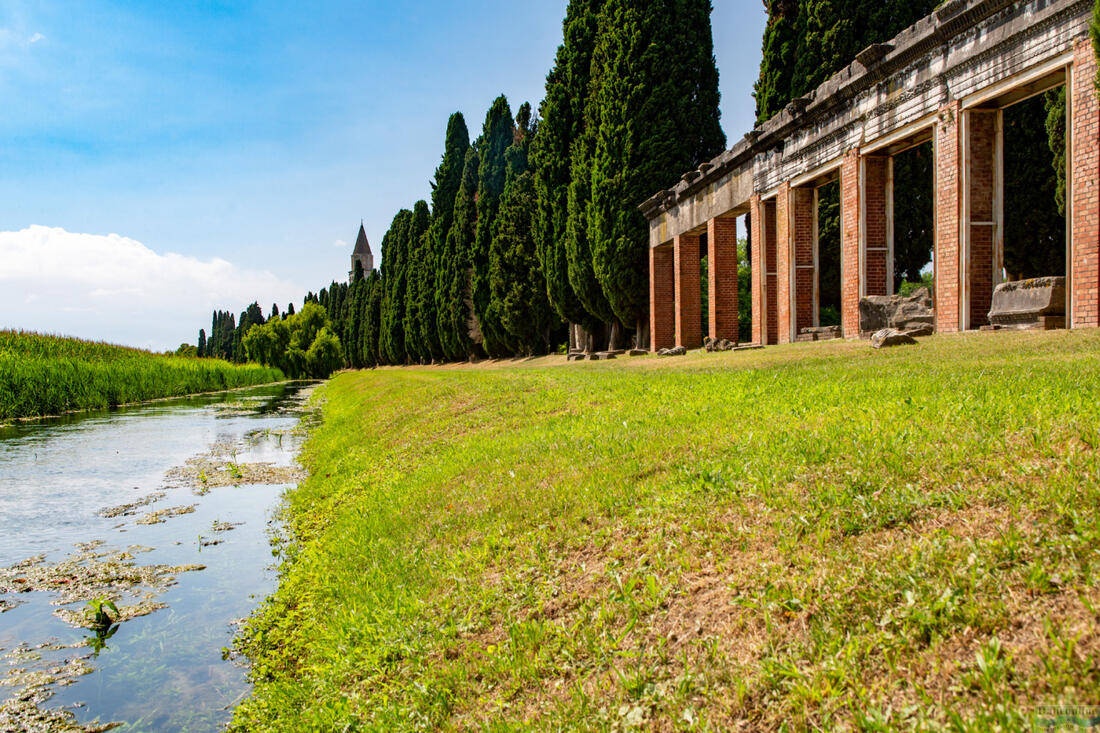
[
  {"xmin": 234, "ymin": 329, "xmax": 1100, "ymax": 731},
  {"xmin": 0, "ymin": 330, "xmax": 284, "ymax": 419}
]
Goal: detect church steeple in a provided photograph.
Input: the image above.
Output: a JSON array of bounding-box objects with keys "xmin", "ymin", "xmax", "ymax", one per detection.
[{"xmin": 350, "ymin": 221, "xmax": 374, "ymax": 281}]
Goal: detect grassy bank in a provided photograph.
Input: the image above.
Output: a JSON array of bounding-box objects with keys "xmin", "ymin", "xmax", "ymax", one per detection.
[
  {"xmin": 0, "ymin": 331, "xmax": 284, "ymax": 419},
  {"xmin": 235, "ymin": 330, "xmax": 1100, "ymax": 730}
]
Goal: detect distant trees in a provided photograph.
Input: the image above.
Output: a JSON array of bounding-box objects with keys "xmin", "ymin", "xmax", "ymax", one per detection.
[{"xmin": 242, "ymin": 302, "xmax": 342, "ymax": 379}]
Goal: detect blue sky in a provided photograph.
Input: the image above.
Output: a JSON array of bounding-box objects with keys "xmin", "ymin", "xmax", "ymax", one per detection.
[{"xmin": 0, "ymin": 1, "xmax": 766, "ymax": 349}]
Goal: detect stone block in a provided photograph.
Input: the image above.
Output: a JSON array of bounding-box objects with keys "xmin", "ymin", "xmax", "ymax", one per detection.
[
  {"xmin": 871, "ymin": 328, "xmax": 918, "ymax": 349},
  {"xmin": 988, "ymin": 276, "xmax": 1067, "ymax": 329},
  {"xmin": 860, "ymin": 287, "xmax": 934, "ymax": 335}
]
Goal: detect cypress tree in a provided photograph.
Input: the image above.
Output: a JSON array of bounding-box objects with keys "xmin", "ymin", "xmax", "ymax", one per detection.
[
  {"xmin": 585, "ymin": 0, "xmax": 726, "ymax": 334},
  {"xmin": 380, "ymin": 209, "xmax": 413, "ymax": 365},
  {"xmin": 473, "ymin": 96, "xmax": 517, "ymax": 357},
  {"xmin": 197, "ymin": 329, "xmax": 206, "ymax": 358},
  {"xmin": 440, "ymin": 147, "xmax": 481, "ymax": 361},
  {"xmin": 424, "ymin": 113, "xmax": 470, "ymax": 363},
  {"xmin": 754, "ymin": 0, "xmax": 800, "ymax": 125},
  {"xmin": 532, "ymin": 0, "xmax": 605, "ymax": 333},
  {"xmin": 403, "ymin": 200, "xmax": 433, "ymax": 363},
  {"xmin": 490, "ymin": 106, "xmax": 558, "ymax": 355},
  {"xmin": 362, "ymin": 271, "xmax": 383, "ymax": 368}
]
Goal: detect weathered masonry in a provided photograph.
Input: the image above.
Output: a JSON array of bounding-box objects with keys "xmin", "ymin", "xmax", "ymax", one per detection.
[{"xmin": 641, "ymin": 0, "xmax": 1100, "ymax": 350}]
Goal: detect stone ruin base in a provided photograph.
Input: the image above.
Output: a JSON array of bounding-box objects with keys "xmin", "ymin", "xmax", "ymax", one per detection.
[
  {"xmin": 983, "ymin": 276, "xmax": 1067, "ymax": 331},
  {"xmin": 796, "ymin": 325, "xmax": 842, "ymax": 343}
]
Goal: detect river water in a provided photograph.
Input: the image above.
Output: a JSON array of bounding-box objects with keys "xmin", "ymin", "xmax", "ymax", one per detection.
[{"xmin": 0, "ymin": 382, "xmax": 316, "ymax": 732}]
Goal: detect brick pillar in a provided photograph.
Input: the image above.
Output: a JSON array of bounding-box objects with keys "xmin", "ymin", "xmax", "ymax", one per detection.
[
  {"xmin": 674, "ymin": 232, "xmax": 702, "ymax": 349},
  {"xmin": 750, "ymin": 195, "xmax": 765, "ymax": 345},
  {"xmin": 792, "ymin": 187, "xmax": 816, "ymax": 337},
  {"xmin": 708, "ymin": 216, "xmax": 739, "ymax": 343},
  {"xmin": 1073, "ymin": 38, "xmax": 1100, "ymax": 328},
  {"xmin": 764, "ymin": 200, "xmax": 778, "ymax": 345},
  {"xmin": 841, "ymin": 149, "xmax": 861, "ymax": 336},
  {"xmin": 967, "ymin": 110, "xmax": 998, "ymax": 329},
  {"xmin": 775, "ymin": 183, "xmax": 793, "ymax": 343},
  {"xmin": 935, "ymin": 102, "xmax": 963, "ymax": 333},
  {"xmin": 864, "ymin": 156, "xmax": 891, "ymax": 297},
  {"xmin": 649, "ymin": 244, "xmax": 675, "ymax": 352}
]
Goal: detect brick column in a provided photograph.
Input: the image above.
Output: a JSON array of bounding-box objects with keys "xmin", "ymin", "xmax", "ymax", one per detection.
[
  {"xmin": 967, "ymin": 110, "xmax": 998, "ymax": 329},
  {"xmin": 750, "ymin": 195, "xmax": 765, "ymax": 345},
  {"xmin": 841, "ymin": 149, "xmax": 861, "ymax": 336},
  {"xmin": 864, "ymin": 156, "xmax": 891, "ymax": 297},
  {"xmin": 649, "ymin": 243, "xmax": 675, "ymax": 352},
  {"xmin": 935, "ymin": 102, "xmax": 963, "ymax": 333},
  {"xmin": 674, "ymin": 232, "xmax": 703, "ymax": 349},
  {"xmin": 775, "ymin": 183, "xmax": 793, "ymax": 344},
  {"xmin": 792, "ymin": 187, "xmax": 816, "ymax": 337},
  {"xmin": 708, "ymin": 216, "xmax": 739, "ymax": 343},
  {"xmin": 764, "ymin": 200, "xmax": 779, "ymax": 345},
  {"xmin": 1072, "ymin": 38, "xmax": 1100, "ymax": 328}
]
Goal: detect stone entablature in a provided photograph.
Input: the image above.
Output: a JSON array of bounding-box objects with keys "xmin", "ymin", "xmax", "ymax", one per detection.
[{"xmin": 642, "ymin": 0, "xmax": 1100, "ymax": 349}]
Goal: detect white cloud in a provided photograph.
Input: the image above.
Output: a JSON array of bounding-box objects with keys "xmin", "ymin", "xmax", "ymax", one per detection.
[
  {"xmin": 27, "ymin": 32, "xmax": 44, "ymax": 45},
  {"xmin": 333, "ymin": 239, "xmax": 348, "ymax": 248},
  {"xmin": 0, "ymin": 226, "xmax": 304, "ymax": 351}
]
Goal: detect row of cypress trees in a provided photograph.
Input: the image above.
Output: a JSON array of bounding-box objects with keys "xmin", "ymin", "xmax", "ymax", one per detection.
[{"xmin": 298, "ymin": 0, "xmax": 728, "ymax": 366}]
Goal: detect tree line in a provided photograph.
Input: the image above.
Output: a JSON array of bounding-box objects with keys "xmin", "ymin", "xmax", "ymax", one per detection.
[
  {"xmin": 197, "ymin": 0, "xmax": 1076, "ymax": 372},
  {"xmin": 194, "ymin": 0, "xmax": 726, "ymax": 369}
]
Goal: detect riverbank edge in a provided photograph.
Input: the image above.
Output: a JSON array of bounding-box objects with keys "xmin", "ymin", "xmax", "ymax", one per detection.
[{"xmin": 1, "ymin": 377, "xmax": 293, "ymax": 425}]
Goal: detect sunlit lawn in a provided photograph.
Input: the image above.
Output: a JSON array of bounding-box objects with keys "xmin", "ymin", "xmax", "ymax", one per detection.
[{"xmin": 235, "ymin": 329, "xmax": 1100, "ymax": 731}]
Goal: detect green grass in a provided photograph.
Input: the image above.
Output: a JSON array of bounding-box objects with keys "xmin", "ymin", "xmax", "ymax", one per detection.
[
  {"xmin": 234, "ymin": 330, "xmax": 1100, "ymax": 731},
  {"xmin": 0, "ymin": 330, "xmax": 284, "ymax": 419}
]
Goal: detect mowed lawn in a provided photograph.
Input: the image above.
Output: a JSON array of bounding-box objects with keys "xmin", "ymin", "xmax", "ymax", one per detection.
[{"xmin": 234, "ymin": 330, "xmax": 1100, "ymax": 731}]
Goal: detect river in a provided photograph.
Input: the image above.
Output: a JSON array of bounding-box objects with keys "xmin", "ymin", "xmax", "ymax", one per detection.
[{"xmin": 0, "ymin": 382, "xmax": 316, "ymax": 732}]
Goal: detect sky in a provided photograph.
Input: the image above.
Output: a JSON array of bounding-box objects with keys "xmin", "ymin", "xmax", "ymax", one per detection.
[{"xmin": 0, "ymin": 1, "xmax": 767, "ymax": 351}]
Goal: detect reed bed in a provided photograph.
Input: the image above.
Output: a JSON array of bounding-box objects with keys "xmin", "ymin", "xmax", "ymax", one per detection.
[{"xmin": 0, "ymin": 330, "xmax": 284, "ymax": 419}]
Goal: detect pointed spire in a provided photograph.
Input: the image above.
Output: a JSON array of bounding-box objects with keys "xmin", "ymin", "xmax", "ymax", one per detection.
[{"xmin": 354, "ymin": 222, "xmax": 371, "ymax": 255}]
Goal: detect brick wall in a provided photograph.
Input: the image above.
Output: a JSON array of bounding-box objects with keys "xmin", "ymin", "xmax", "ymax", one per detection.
[
  {"xmin": 674, "ymin": 233, "xmax": 703, "ymax": 348},
  {"xmin": 649, "ymin": 244, "xmax": 675, "ymax": 351},
  {"xmin": 775, "ymin": 183, "xmax": 792, "ymax": 343},
  {"xmin": 967, "ymin": 110, "xmax": 997, "ymax": 329},
  {"xmin": 750, "ymin": 196, "xmax": 764, "ymax": 345},
  {"xmin": 864, "ymin": 156, "xmax": 891, "ymax": 297},
  {"xmin": 708, "ymin": 216, "xmax": 739, "ymax": 343},
  {"xmin": 841, "ymin": 150, "xmax": 860, "ymax": 336},
  {"xmin": 792, "ymin": 187, "xmax": 816, "ymax": 334},
  {"xmin": 1073, "ymin": 38, "xmax": 1100, "ymax": 328},
  {"xmin": 935, "ymin": 102, "xmax": 962, "ymax": 333}
]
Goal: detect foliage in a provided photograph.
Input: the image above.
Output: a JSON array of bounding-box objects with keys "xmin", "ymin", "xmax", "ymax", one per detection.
[
  {"xmin": 584, "ymin": 0, "xmax": 726, "ymax": 332},
  {"xmin": 241, "ymin": 303, "xmax": 344, "ymax": 379},
  {"xmin": 428, "ymin": 113, "xmax": 471, "ymax": 363},
  {"xmin": 474, "ymin": 96, "xmax": 518, "ymax": 358},
  {"xmin": 380, "ymin": 209, "xmax": 414, "ymax": 365},
  {"xmin": 1004, "ymin": 93, "xmax": 1066, "ymax": 279},
  {"xmin": 439, "ymin": 147, "xmax": 481, "ymax": 361},
  {"xmin": 0, "ymin": 331, "xmax": 283, "ymax": 420},
  {"xmin": 489, "ymin": 118, "xmax": 559, "ymax": 354},
  {"xmin": 531, "ymin": 0, "xmax": 605, "ymax": 330},
  {"xmin": 233, "ymin": 330, "xmax": 1100, "ymax": 730}
]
